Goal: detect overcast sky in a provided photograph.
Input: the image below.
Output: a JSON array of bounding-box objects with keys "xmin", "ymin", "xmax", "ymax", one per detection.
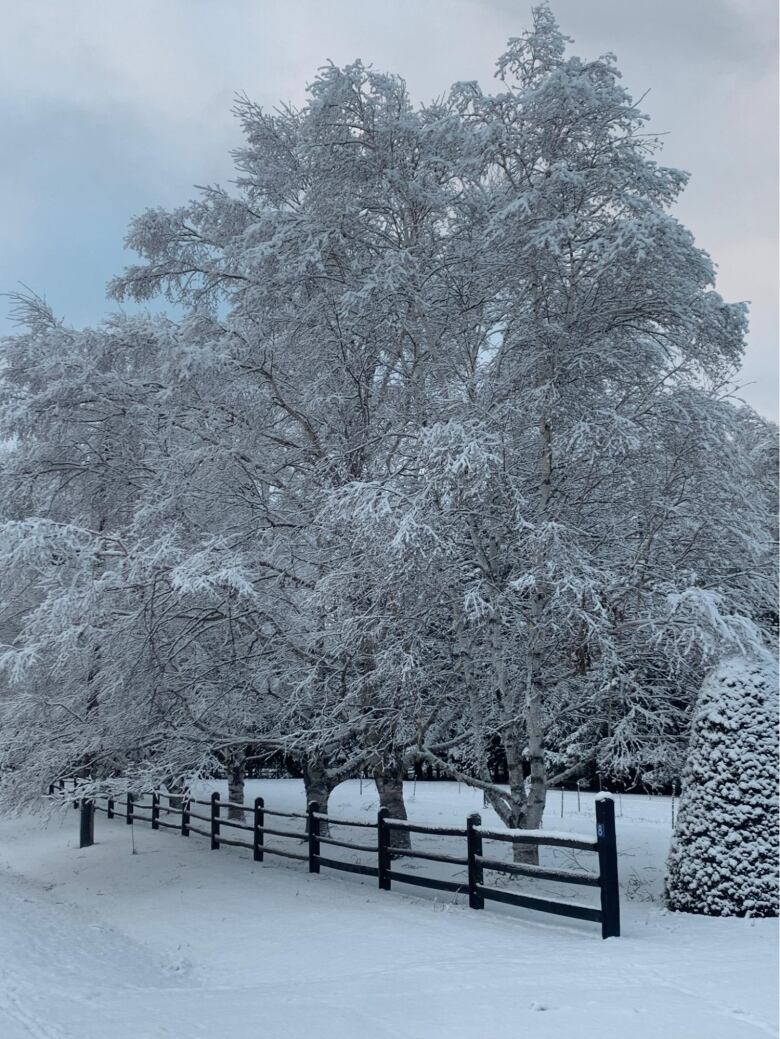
[{"xmin": 2, "ymin": 0, "xmax": 777, "ymax": 416}]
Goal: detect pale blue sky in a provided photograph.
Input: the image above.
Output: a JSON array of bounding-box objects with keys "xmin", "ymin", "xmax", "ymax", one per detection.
[{"xmin": 2, "ymin": 0, "xmax": 777, "ymax": 416}]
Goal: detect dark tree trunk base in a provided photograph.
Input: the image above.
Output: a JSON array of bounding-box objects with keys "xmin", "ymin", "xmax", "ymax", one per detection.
[
  {"xmin": 374, "ymin": 761, "xmax": 411, "ymax": 853},
  {"xmin": 303, "ymin": 760, "xmax": 335, "ymax": 837}
]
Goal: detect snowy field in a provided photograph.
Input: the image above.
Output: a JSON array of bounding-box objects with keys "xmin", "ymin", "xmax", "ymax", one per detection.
[{"xmin": 0, "ymin": 781, "xmax": 776, "ymax": 1039}]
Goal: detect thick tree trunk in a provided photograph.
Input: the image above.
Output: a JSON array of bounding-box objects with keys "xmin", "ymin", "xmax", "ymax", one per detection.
[
  {"xmin": 511, "ymin": 413, "xmax": 553, "ymax": 861},
  {"xmin": 521, "ymin": 686, "xmax": 546, "ymax": 845},
  {"xmin": 484, "ymin": 598, "xmax": 544, "ymax": 865},
  {"xmin": 227, "ymin": 758, "xmax": 246, "ymax": 821},
  {"xmin": 302, "ymin": 758, "xmax": 334, "ymax": 837},
  {"xmin": 166, "ymin": 775, "xmax": 187, "ymax": 811},
  {"xmin": 373, "ymin": 760, "xmax": 411, "ymax": 853},
  {"xmin": 500, "ymin": 730, "xmax": 541, "ymax": 866}
]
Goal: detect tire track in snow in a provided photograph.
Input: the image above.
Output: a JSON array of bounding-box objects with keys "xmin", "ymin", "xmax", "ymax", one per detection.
[
  {"xmin": 0, "ymin": 974, "xmax": 68, "ymax": 1039},
  {"xmin": 0, "ymin": 868, "xmax": 194, "ymax": 1039},
  {"xmin": 643, "ymin": 965, "xmax": 778, "ymax": 1038}
]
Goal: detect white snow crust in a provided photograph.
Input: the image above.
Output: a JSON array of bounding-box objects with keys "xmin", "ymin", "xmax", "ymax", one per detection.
[{"xmin": 1, "ymin": 780, "xmax": 776, "ymax": 1038}]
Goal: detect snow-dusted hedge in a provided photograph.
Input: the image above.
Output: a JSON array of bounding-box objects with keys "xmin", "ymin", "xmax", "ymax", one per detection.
[{"xmin": 665, "ymin": 656, "xmax": 779, "ymax": 917}]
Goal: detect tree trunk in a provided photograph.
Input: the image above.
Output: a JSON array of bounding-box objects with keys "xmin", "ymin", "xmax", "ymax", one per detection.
[
  {"xmin": 510, "ymin": 413, "xmax": 553, "ymax": 861},
  {"xmin": 484, "ymin": 596, "xmax": 544, "ymax": 865},
  {"xmin": 302, "ymin": 758, "xmax": 334, "ymax": 837},
  {"xmin": 227, "ymin": 759, "xmax": 246, "ymax": 821},
  {"xmin": 166, "ymin": 775, "xmax": 187, "ymax": 811},
  {"xmin": 519, "ymin": 684, "xmax": 546, "ymax": 859},
  {"xmin": 501, "ymin": 729, "xmax": 540, "ymax": 866},
  {"xmin": 373, "ymin": 759, "xmax": 411, "ymax": 853}
]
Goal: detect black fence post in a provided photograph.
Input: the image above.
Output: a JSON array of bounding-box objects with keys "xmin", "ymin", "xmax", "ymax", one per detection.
[
  {"xmin": 253, "ymin": 797, "xmax": 264, "ymax": 862},
  {"xmin": 152, "ymin": 791, "xmax": 160, "ymax": 830},
  {"xmin": 377, "ymin": 807, "xmax": 391, "ymax": 891},
  {"xmin": 181, "ymin": 796, "xmax": 190, "ymax": 837},
  {"xmin": 126, "ymin": 791, "xmax": 135, "ymax": 825},
  {"xmin": 107, "ymin": 796, "xmax": 114, "ymax": 819},
  {"xmin": 210, "ymin": 791, "xmax": 221, "ymax": 850},
  {"xmin": 48, "ymin": 782, "xmax": 54, "ymax": 796},
  {"xmin": 467, "ymin": 812, "xmax": 484, "ymax": 910},
  {"xmin": 308, "ymin": 801, "xmax": 320, "ymax": 873},
  {"xmin": 72, "ymin": 779, "xmax": 79, "ymax": 810},
  {"xmin": 79, "ymin": 799, "xmax": 95, "ymax": 848},
  {"xmin": 596, "ymin": 796, "xmax": 620, "ymax": 939}
]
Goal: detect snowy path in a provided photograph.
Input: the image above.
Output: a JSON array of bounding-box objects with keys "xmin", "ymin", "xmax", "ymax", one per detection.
[
  {"xmin": 1, "ymin": 784, "xmax": 776, "ymax": 1038},
  {"xmin": 0, "ymin": 868, "xmax": 193, "ymax": 1039}
]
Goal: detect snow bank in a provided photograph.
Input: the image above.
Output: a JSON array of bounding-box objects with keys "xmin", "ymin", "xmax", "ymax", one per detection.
[{"xmin": 0, "ymin": 782, "xmax": 776, "ymax": 1039}]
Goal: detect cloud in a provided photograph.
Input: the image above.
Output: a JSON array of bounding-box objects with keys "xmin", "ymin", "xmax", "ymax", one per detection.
[{"xmin": 1, "ymin": 0, "xmax": 776, "ymax": 415}]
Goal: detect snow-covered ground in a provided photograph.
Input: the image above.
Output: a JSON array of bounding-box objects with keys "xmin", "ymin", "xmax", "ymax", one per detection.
[{"xmin": 0, "ymin": 781, "xmax": 776, "ymax": 1038}]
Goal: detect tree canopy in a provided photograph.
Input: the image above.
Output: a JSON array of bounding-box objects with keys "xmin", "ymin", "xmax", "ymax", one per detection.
[{"xmin": 0, "ymin": 6, "xmax": 776, "ymax": 834}]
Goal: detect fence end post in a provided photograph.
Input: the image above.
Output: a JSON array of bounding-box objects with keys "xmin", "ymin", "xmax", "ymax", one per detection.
[
  {"xmin": 181, "ymin": 795, "xmax": 190, "ymax": 837},
  {"xmin": 126, "ymin": 791, "xmax": 135, "ymax": 825},
  {"xmin": 595, "ymin": 795, "xmax": 620, "ymax": 938},
  {"xmin": 79, "ymin": 799, "xmax": 95, "ymax": 848}
]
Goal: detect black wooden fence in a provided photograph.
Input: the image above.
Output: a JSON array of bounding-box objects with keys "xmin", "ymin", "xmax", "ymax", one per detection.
[{"xmin": 50, "ymin": 779, "xmax": 620, "ymax": 938}]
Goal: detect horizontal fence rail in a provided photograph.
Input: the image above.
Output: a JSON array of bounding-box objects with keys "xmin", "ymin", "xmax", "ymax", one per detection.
[{"xmin": 51, "ymin": 779, "xmax": 620, "ymax": 938}]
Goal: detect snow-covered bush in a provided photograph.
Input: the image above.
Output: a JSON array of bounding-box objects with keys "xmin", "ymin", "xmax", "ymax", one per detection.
[{"xmin": 665, "ymin": 656, "xmax": 779, "ymax": 917}]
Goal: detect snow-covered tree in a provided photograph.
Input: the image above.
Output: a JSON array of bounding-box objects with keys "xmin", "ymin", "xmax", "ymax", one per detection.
[
  {"xmin": 0, "ymin": 5, "xmax": 775, "ymax": 853},
  {"xmin": 107, "ymin": 59, "xmax": 479, "ymax": 822},
  {"xmin": 665, "ymin": 656, "xmax": 779, "ymax": 917},
  {"xmin": 376, "ymin": 6, "xmax": 764, "ymax": 855}
]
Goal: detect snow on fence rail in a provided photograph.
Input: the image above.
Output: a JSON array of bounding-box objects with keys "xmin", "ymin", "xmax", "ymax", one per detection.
[{"xmin": 49, "ymin": 778, "xmax": 620, "ymax": 938}]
